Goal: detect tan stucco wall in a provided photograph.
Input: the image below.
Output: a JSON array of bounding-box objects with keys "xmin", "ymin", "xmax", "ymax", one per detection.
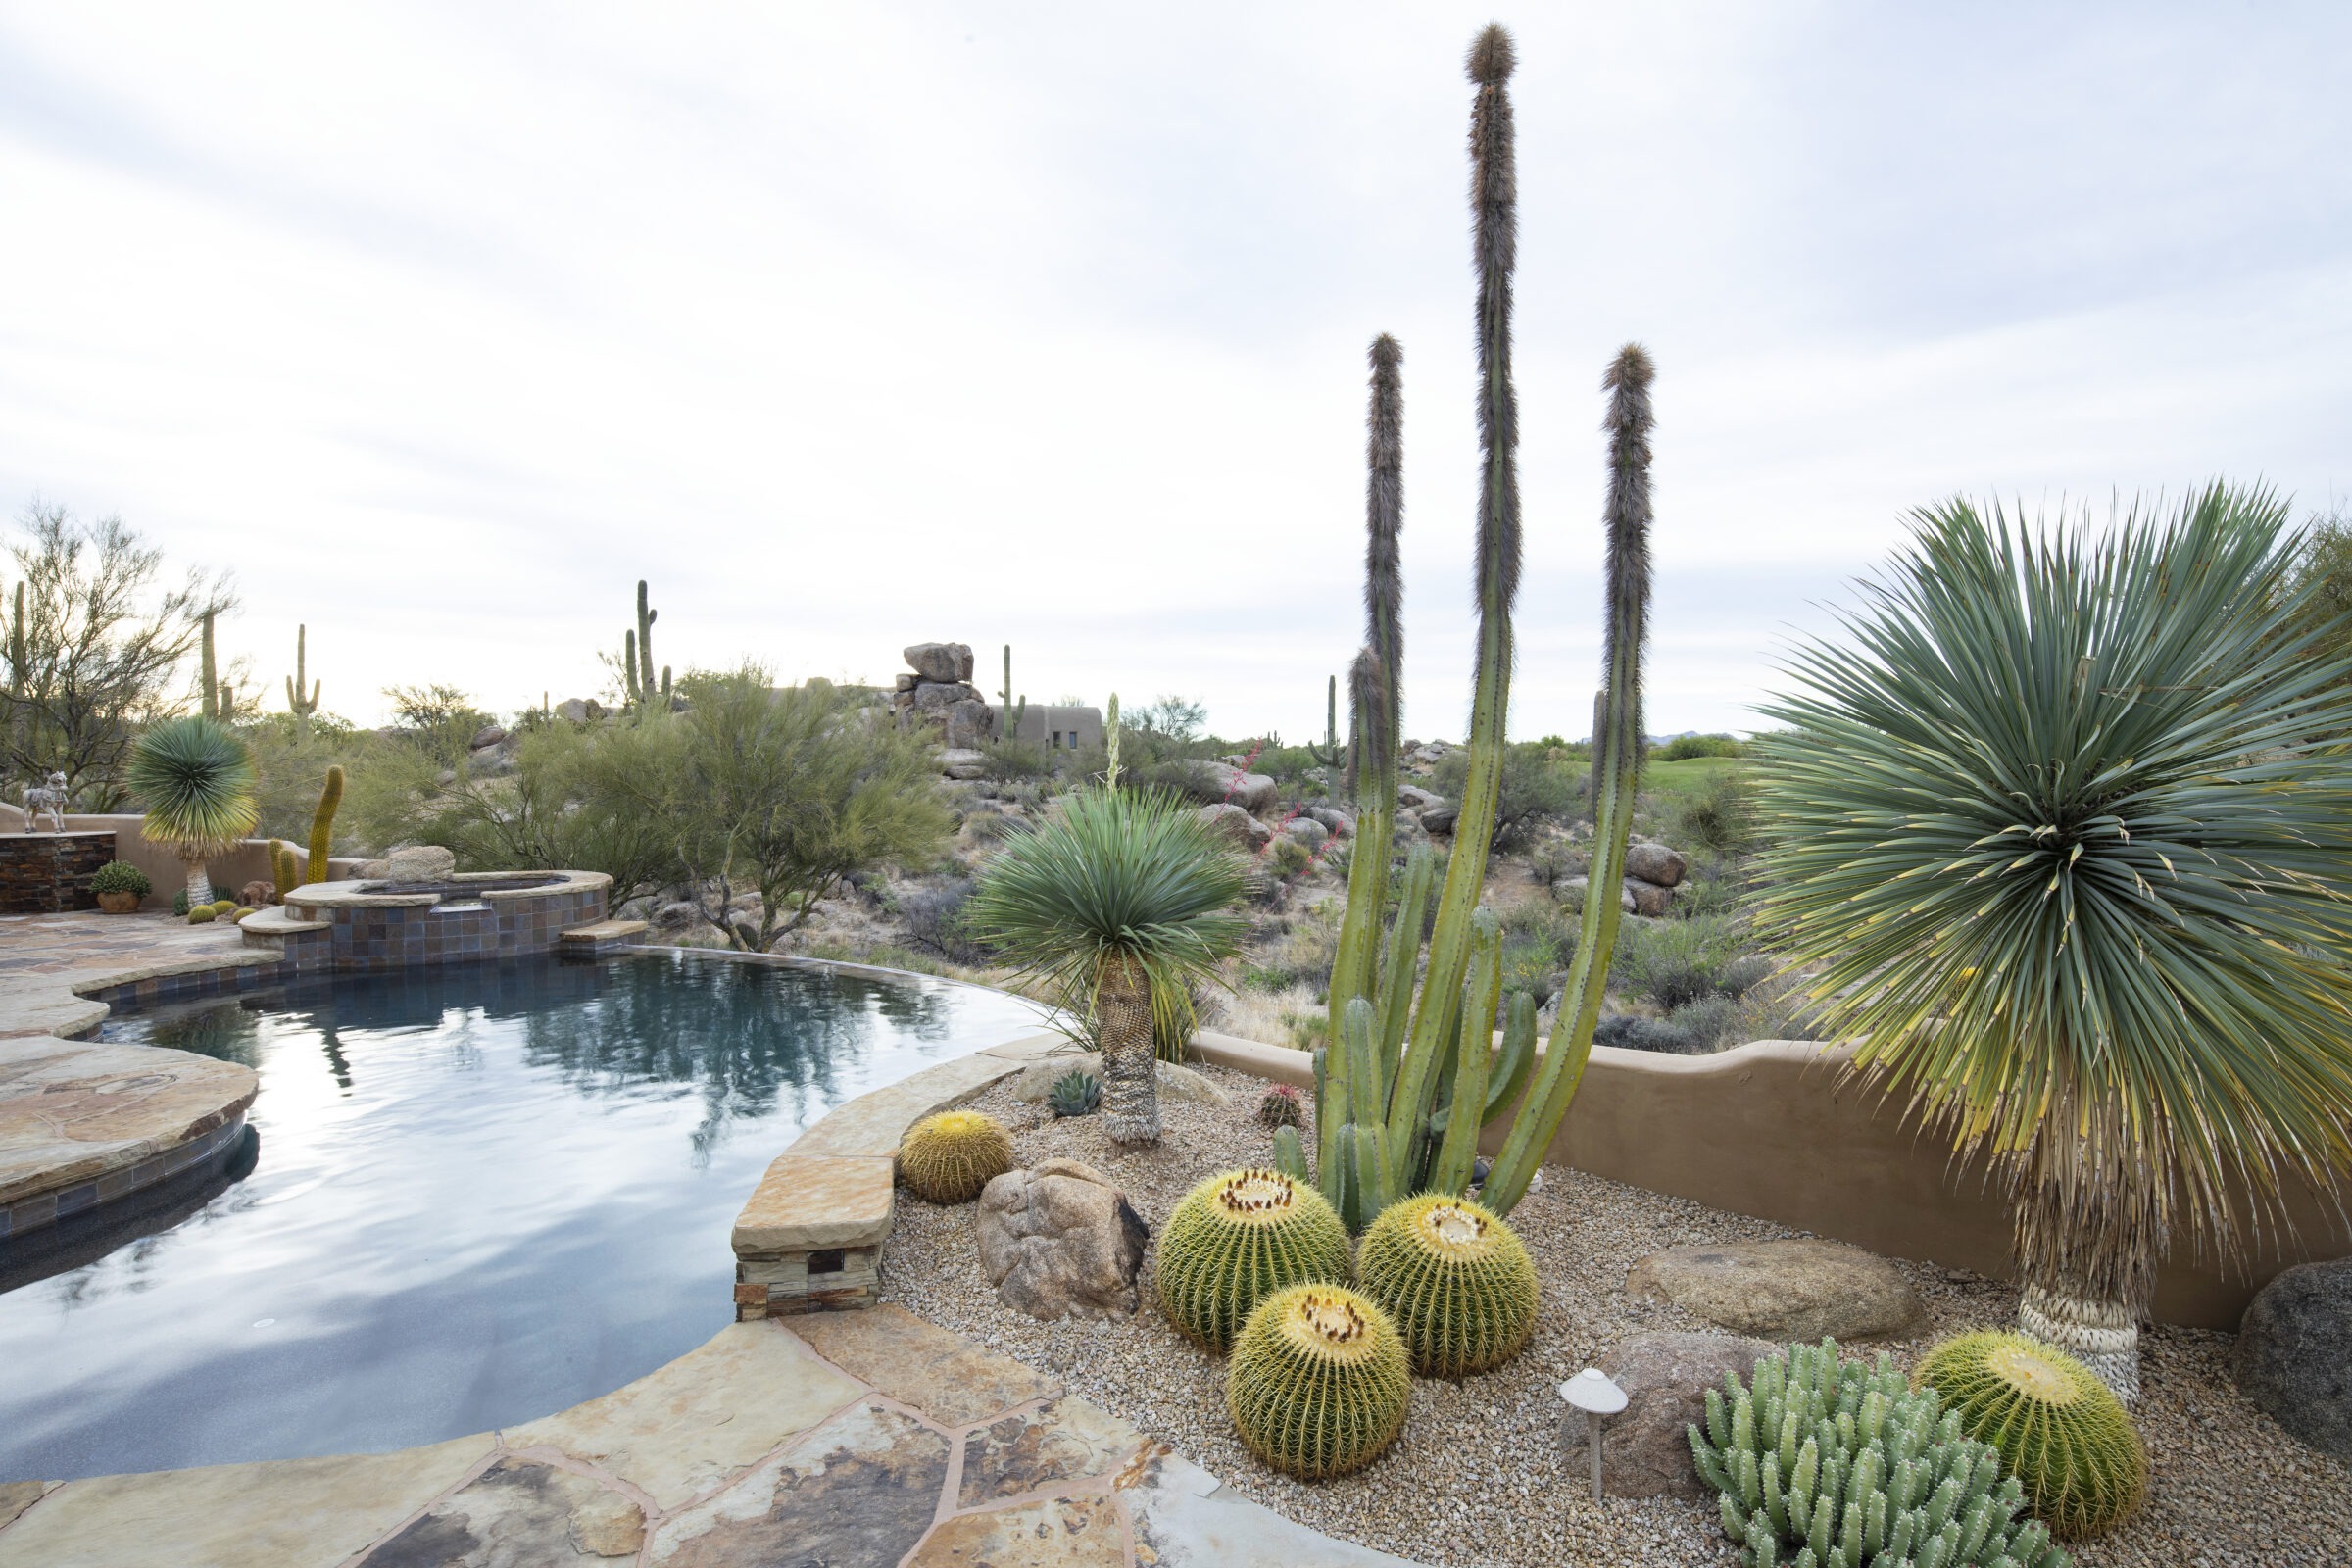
[
  {"xmin": 1188, "ymin": 1031, "xmax": 2352, "ymax": 1330},
  {"xmin": 0, "ymin": 806, "xmax": 362, "ymax": 908}
]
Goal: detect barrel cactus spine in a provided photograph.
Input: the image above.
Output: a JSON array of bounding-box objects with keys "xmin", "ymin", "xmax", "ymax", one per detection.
[
  {"xmin": 1917, "ymin": 1332, "xmax": 2146, "ymax": 1540},
  {"xmin": 1227, "ymin": 1283, "xmax": 1411, "ymax": 1480},
  {"xmin": 1156, "ymin": 1168, "xmax": 1352, "ymax": 1352},
  {"xmin": 1356, "ymin": 1192, "xmax": 1538, "ymax": 1377},
  {"xmin": 897, "ymin": 1109, "xmax": 1015, "ymax": 1203}
]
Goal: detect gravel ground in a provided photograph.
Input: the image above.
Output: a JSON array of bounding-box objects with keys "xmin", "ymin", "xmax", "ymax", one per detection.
[{"xmin": 881, "ymin": 1063, "xmax": 2352, "ymax": 1568}]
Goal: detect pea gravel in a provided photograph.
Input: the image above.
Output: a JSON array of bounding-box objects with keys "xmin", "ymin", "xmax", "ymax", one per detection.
[{"xmin": 880, "ymin": 1063, "xmax": 2352, "ymax": 1567}]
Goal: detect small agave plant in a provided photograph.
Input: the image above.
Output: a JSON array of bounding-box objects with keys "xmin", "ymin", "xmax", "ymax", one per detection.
[{"xmin": 1048, "ymin": 1068, "xmax": 1101, "ymax": 1118}]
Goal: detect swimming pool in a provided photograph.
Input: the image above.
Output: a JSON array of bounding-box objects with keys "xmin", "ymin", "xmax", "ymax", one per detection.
[{"xmin": 0, "ymin": 952, "xmax": 1044, "ymax": 1483}]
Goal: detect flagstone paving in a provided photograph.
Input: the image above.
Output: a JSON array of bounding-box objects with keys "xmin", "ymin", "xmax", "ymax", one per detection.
[
  {"xmin": 0, "ymin": 1308, "xmax": 1425, "ymax": 1568},
  {"xmin": 0, "ymin": 909, "xmax": 266, "ymax": 1040}
]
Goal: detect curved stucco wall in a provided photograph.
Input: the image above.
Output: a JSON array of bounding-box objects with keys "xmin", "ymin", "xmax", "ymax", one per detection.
[{"xmin": 1188, "ymin": 1030, "xmax": 2351, "ymax": 1330}]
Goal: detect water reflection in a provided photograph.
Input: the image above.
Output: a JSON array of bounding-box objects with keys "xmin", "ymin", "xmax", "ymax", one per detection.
[{"xmin": 0, "ymin": 953, "xmax": 1041, "ymax": 1483}]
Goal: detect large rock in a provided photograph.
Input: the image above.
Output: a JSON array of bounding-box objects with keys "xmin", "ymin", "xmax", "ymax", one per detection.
[
  {"xmin": 910, "ymin": 679, "xmax": 985, "ymax": 712},
  {"xmin": 977, "ymin": 1158, "xmax": 1150, "ymax": 1321},
  {"xmin": 1418, "ymin": 800, "xmax": 1459, "ymax": 836},
  {"xmin": 1183, "ymin": 762, "xmax": 1278, "ymax": 814},
  {"xmin": 1564, "ymin": 876, "xmax": 1638, "ymax": 915},
  {"xmin": 941, "ymin": 698, "xmax": 998, "ymax": 749},
  {"xmin": 1197, "ymin": 803, "xmax": 1273, "ymax": 851},
  {"xmin": 1283, "ymin": 817, "xmax": 1330, "ymax": 851},
  {"xmin": 1595, "ymin": 1332, "xmax": 1780, "ymax": 1499},
  {"xmin": 905, "ymin": 642, "xmax": 975, "ymax": 683},
  {"xmin": 1626, "ymin": 1239, "xmax": 1923, "ymax": 1342},
  {"xmin": 2235, "ymin": 1258, "xmax": 2352, "ymax": 1458},
  {"xmin": 1624, "ymin": 841, "xmax": 1689, "ymax": 888},
  {"xmin": 1305, "ymin": 806, "xmax": 1354, "ymax": 838},
  {"xmin": 1624, "ymin": 875, "xmax": 1675, "ymax": 917},
  {"xmin": 1396, "ymin": 785, "xmax": 1443, "ymax": 810},
  {"xmin": 939, "ymin": 748, "xmax": 990, "ymax": 781},
  {"xmin": 381, "ymin": 845, "xmax": 459, "ymax": 883},
  {"xmin": 1011, "ymin": 1054, "xmax": 1229, "ymax": 1105}
]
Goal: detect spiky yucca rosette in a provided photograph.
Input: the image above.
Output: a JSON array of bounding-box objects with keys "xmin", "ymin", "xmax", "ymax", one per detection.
[
  {"xmin": 1356, "ymin": 1193, "xmax": 1539, "ymax": 1376},
  {"xmin": 897, "ymin": 1110, "xmax": 1014, "ymax": 1204},
  {"xmin": 1156, "ymin": 1169, "xmax": 1352, "ymax": 1351},
  {"xmin": 1918, "ymin": 1332, "xmax": 2148, "ymax": 1539},
  {"xmin": 1227, "ymin": 1284, "xmax": 1411, "ymax": 1479}
]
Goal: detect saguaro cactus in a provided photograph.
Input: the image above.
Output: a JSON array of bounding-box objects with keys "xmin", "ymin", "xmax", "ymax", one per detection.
[
  {"xmin": 285, "ymin": 624, "xmax": 320, "ymax": 739},
  {"xmin": 1307, "ymin": 675, "xmax": 1343, "ymax": 767},
  {"xmin": 305, "ymin": 764, "xmax": 346, "ymax": 884},
  {"xmin": 199, "ymin": 611, "xmax": 220, "ymax": 720},
  {"xmin": 999, "ymin": 644, "xmax": 1026, "ymax": 740},
  {"xmin": 635, "ymin": 580, "xmax": 657, "ymax": 698}
]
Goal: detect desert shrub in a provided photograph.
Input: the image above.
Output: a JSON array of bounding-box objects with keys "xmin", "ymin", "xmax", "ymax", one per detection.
[
  {"xmin": 959, "ymin": 806, "xmax": 1012, "ymax": 844},
  {"xmin": 893, "ymin": 878, "xmax": 986, "ymax": 965},
  {"xmin": 1263, "ymin": 836, "xmax": 1313, "ymax": 881},
  {"xmin": 1612, "ymin": 913, "xmax": 1769, "ymax": 1009},
  {"xmin": 1433, "ymin": 742, "xmax": 1586, "ymax": 850},
  {"xmin": 1729, "ymin": 972, "xmax": 1825, "ymax": 1043},
  {"xmin": 979, "ymin": 737, "xmax": 1054, "ymax": 781},
  {"xmin": 1674, "ymin": 769, "xmax": 1759, "ymax": 853},
  {"xmin": 1668, "ymin": 994, "xmax": 1740, "ymax": 1050},
  {"xmin": 1243, "ymin": 911, "xmax": 1341, "ymax": 993},
  {"xmin": 1593, "ymin": 1013, "xmax": 1696, "ymax": 1052},
  {"xmin": 1651, "ymin": 733, "xmax": 1744, "ymax": 761},
  {"xmin": 1527, "ymin": 839, "xmax": 1579, "ymax": 890}
]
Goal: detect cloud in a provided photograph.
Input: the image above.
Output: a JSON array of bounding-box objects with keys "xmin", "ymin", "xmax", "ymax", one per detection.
[{"xmin": 0, "ymin": 1, "xmax": 2344, "ymax": 736}]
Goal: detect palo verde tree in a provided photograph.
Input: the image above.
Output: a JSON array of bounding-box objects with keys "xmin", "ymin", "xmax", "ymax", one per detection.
[{"xmin": 1753, "ymin": 486, "xmax": 2352, "ymax": 1400}]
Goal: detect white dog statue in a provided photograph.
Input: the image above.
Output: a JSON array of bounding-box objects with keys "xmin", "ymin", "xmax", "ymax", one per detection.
[{"xmin": 23, "ymin": 771, "xmax": 68, "ymax": 833}]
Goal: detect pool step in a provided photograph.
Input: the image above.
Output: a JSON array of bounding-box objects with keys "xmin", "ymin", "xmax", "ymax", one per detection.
[{"xmin": 558, "ymin": 918, "xmax": 648, "ymax": 957}]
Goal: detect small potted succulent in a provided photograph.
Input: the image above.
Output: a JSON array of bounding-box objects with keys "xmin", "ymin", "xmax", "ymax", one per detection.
[{"xmin": 90, "ymin": 860, "xmax": 154, "ymax": 913}]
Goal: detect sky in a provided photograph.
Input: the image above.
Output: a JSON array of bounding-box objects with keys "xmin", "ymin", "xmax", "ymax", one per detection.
[{"xmin": 1, "ymin": 2, "xmax": 2346, "ymax": 738}]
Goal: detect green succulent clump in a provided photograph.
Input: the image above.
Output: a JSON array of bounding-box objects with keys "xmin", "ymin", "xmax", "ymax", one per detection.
[
  {"xmin": 1227, "ymin": 1283, "xmax": 1410, "ymax": 1479},
  {"xmin": 1917, "ymin": 1333, "xmax": 2147, "ymax": 1540},
  {"xmin": 90, "ymin": 860, "xmax": 153, "ymax": 897},
  {"xmin": 1156, "ymin": 1168, "xmax": 1352, "ymax": 1352},
  {"xmin": 897, "ymin": 1110, "xmax": 1015, "ymax": 1204},
  {"xmin": 187, "ymin": 906, "xmax": 217, "ymax": 924},
  {"xmin": 1355, "ymin": 1193, "xmax": 1539, "ymax": 1377},
  {"xmin": 1048, "ymin": 1069, "xmax": 1101, "ymax": 1118},
  {"xmin": 1690, "ymin": 1339, "xmax": 2073, "ymax": 1568}
]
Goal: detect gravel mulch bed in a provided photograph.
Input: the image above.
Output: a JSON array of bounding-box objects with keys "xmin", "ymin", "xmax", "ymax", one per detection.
[{"xmin": 881, "ymin": 1062, "xmax": 2352, "ymax": 1568}]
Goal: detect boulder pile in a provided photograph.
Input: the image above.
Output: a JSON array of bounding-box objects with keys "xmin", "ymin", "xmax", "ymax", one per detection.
[{"xmin": 893, "ymin": 643, "xmax": 998, "ymax": 750}]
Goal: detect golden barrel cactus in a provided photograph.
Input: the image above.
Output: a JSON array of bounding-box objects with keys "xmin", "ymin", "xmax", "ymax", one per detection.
[
  {"xmin": 897, "ymin": 1110, "xmax": 1014, "ymax": 1204},
  {"xmin": 1156, "ymin": 1168, "xmax": 1352, "ymax": 1352},
  {"xmin": 1356, "ymin": 1193, "xmax": 1540, "ymax": 1377},
  {"xmin": 1227, "ymin": 1283, "xmax": 1411, "ymax": 1479},
  {"xmin": 1918, "ymin": 1331, "xmax": 2148, "ymax": 1539}
]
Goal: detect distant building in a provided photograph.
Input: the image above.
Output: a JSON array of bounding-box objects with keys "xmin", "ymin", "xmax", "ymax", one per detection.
[{"xmin": 1004, "ymin": 703, "xmax": 1102, "ymax": 753}]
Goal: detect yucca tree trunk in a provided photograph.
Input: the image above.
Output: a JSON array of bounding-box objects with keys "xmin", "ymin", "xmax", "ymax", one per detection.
[
  {"xmin": 180, "ymin": 855, "xmax": 215, "ymax": 907},
  {"xmin": 1385, "ymin": 26, "xmax": 1523, "ymax": 1177},
  {"xmin": 2009, "ymin": 1092, "xmax": 2161, "ymax": 1402},
  {"xmin": 1096, "ymin": 950, "xmax": 1160, "ymax": 1145}
]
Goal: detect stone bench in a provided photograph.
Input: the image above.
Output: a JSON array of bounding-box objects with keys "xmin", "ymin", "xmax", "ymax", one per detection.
[
  {"xmin": 558, "ymin": 918, "xmax": 648, "ymax": 956},
  {"xmin": 731, "ymin": 1153, "xmax": 894, "ymax": 1317}
]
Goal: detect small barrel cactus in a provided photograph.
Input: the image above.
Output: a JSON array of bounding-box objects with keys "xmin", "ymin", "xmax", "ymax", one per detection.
[
  {"xmin": 1048, "ymin": 1068, "xmax": 1101, "ymax": 1118},
  {"xmin": 1917, "ymin": 1332, "xmax": 2147, "ymax": 1540},
  {"xmin": 1255, "ymin": 1082, "xmax": 1305, "ymax": 1129},
  {"xmin": 1156, "ymin": 1168, "xmax": 1352, "ymax": 1351},
  {"xmin": 1355, "ymin": 1193, "xmax": 1539, "ymax": 1377},
  {"xmin": 187, "ymin": 905, "xmax": 217, "ymax": 924},
  {"xmin": 1227, "ymin": 1283, "xmax": 1410, "ymax": 1479},
  {"xmin": 897, "ymin": 1110, "xmax": 1015, "ymax": 1203}
]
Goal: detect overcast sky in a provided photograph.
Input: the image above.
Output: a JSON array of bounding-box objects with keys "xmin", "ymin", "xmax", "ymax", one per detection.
[{"xmin": 2, "ymin": 3, "xmax": 2346, "ymax": 738}]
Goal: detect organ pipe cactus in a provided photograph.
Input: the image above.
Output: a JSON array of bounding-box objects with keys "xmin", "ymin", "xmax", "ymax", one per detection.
[
  {"xmin": 1156, "ymin": 1168, "xmax": 1352, "ymax": 1352},
  {"xmin": 305, "ymin": 765, "xmax": 345, "ymax": 884},
  {"xmin": 1689, "ymin": 1339, "xmax": 2072, "ymax": 1568}
]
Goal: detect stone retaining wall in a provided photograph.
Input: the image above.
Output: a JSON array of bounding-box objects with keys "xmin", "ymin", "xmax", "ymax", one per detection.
[{"xmin": 0, "ymin": 831, "xmax": 112, "ymax": 914}]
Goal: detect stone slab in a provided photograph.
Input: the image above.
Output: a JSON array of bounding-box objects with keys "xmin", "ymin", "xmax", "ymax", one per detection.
[
  {"xmin": 507, "ymin": 1321, "xmax": 864, "ymax": 1511},
  {"xmin": 358, "ymin": 1456, "xmax": 644, "ymax": 1565},
  {"xmin": 1119, "ymin": 1448, "xmax": 1426, "ymax": 1567},
  {"xmin": 1625, "ymin": 1238, "xmax": 1924, "ymax": 1342},
  {"xmin": 958, "ymin": 1396, "xmax": 1144, "ymax": 1508},
  {"xmin": 730, "ymin": 1153, "xmax": 894, "ymax": 1254},
  {"xmin": 783, "ymin": 1054, "xmax": 1017, "ymax": 1159},
  {"xmin": 558, "ymin": 919, "xmax": 648, "ymax": 943},
  {"xmin": 0, "ymin": 1432, "xmax": 496, "ymax": 1568},
  {"xmin": 0, "ymin": 1485, "xmax": 41, "ymax": 1531},
  {"xmin": 642, "ymin": 1402, "xmax": 949, "ymax": 1567},
  {"xmin": 907, "ymin": 1493, "xmax": 1127, "ymax": 1567},
  {"xmin": 788, "ymin": 1302, "xmax": 1058, "ymax": 1428},
  {"xmin": 0, "ymin": 1036, "xmax": 259, "ymax": 1207}
]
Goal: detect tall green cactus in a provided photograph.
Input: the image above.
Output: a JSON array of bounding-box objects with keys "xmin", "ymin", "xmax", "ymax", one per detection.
[
  {"xmin": 1306, "ymin": 674, "xmax": 1343, "ymax": 767},
  {"xmin": 200, "ymin": 611, "xmax": 219, "ymax": 720},
  {"xmin": 285, "ymin": 624, "xmax": 320, "ymax": 739},
  {"xmin": 638, "ymin": 580, "xmax": 657, "ymax": 692},
  {"xmin": 999, "ymin": 644, "xmax": 1026, "ymax": 740},
  {"xmin": 1479, "ymin": 342, "xmax": 1654, "ymax": 1214},
  {"xmin": 622, "ymin": 628, "xmax": 641, "ymax": 706},
  {"xmin": 305, "ymin": 764, "xmax": 345, "ymax": 884}
]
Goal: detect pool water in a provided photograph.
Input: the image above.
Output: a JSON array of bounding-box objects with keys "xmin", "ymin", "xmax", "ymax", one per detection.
[{"xmin": 0, "ymin": 953, "xmax": 1043, "ymax": 1484}]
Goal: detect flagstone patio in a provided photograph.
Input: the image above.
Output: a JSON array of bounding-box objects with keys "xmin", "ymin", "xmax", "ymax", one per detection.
[{"xmin": 0, "ymin": 1304, "xmax": 1420, "ymax": 1568}]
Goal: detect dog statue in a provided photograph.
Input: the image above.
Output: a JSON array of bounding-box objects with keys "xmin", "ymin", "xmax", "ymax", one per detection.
[{"xmin": 23, "ymin": 771, "xmax": 68, "ymax": 834}]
